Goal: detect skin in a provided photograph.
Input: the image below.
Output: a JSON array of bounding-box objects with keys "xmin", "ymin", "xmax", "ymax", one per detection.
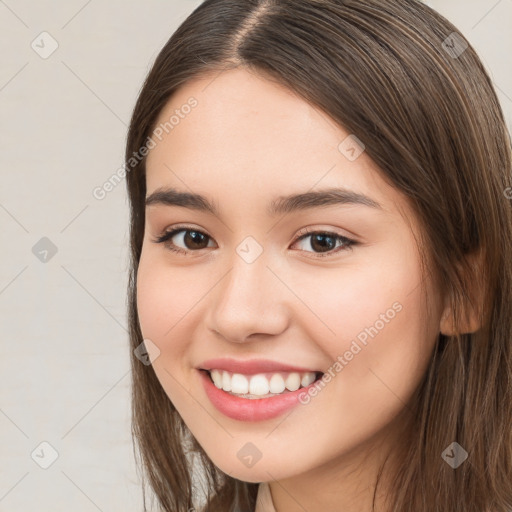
[{"xmin": 136, "ymin": 67, "xmax": 454, "ymax": 512}]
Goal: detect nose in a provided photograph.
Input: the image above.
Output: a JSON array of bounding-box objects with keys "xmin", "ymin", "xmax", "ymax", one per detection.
[{"xmin": 206, "ymin": 249, "xmax": 290, "ymax": 343}]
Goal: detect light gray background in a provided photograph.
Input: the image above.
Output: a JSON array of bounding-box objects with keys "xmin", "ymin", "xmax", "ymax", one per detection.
[{"xmin": 0, "ymin": 1, "xmax": 510, "ymax": 510}]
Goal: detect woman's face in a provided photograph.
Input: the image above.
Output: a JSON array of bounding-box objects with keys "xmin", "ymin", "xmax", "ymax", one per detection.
[{"xmin": 137, "ymin": 68, "xmax": 446, "ymax": 484}]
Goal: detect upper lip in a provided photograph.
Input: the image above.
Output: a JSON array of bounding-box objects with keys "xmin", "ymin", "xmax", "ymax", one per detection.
[{"xmin": 198, "ymin": 357, "xmax": 323, "ymax": 375}]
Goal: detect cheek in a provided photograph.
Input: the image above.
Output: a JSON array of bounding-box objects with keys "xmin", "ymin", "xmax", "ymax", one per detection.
[
  {"xmin": 135, "ymin": 250, "xmax": 204, "ymax": 364},
  {"xmin": 307, "ymin": 245, "xmax": 437, "ymax": 409},
  {"xmin": 297, "ymin": 231, "xmax": 431, "ymax": 361},
  {"xmin": 293, "ymin": 252, "xmax": 418, "ymax": 345},
  {"xmin": 135, "ymin": 252, "xmax": 209, "ymax": 409}
]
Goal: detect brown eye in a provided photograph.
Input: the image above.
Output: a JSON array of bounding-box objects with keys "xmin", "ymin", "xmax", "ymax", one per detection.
[
  {"xmin": 292, "ymin": 230, "xmax": 356, "ymax": 257},
  {"xmin": 153, "ymin": 228, "xmax": 216, "ymax": 254},
  {"xmin": 180, "ymin": 230, "xmax": 210, "ymax": 250},
  {"xmin": 309, "ymin": 233, "xmax": 337, "ymax": 253}
]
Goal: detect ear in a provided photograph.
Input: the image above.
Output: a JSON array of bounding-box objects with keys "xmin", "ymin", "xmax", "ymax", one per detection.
[{"xmin": 439, "ymin": 247, "xmax": 486, "ymax": 335}]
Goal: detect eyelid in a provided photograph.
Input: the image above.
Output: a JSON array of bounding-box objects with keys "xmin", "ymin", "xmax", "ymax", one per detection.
[
  {"xmin": 152, "ymin": 223, "xmax": 209, "ymax": 238},
  {"xmin": 155, "ymin": 223, "xmax": 355, "ymax": 241},
  {"xmin": 294, "ymin": 225, "xmax": 356, "ymax": 241}
]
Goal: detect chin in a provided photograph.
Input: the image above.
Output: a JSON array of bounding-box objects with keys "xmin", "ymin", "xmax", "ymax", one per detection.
[{"xmin": 204, "ymin": 448, "xmax": 298, "ymax": 483}]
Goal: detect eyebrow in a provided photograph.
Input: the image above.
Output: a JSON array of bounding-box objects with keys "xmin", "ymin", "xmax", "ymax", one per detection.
[{"xmin": 145, "ymin": 186, "xmax": 382, "ymax": 216}]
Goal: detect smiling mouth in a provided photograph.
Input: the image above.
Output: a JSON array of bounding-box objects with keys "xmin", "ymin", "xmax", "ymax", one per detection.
[{"xmin": 201, "ymin": 368, "xmax": 324, "ymax": 399}]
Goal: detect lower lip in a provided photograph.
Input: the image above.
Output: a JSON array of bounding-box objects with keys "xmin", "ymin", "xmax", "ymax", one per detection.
[{"xmin": 198, "ymin": 369, "xmax": 319, "ymax": 422}]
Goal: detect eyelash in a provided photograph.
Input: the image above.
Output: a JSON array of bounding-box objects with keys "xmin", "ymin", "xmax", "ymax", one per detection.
[{"xmin": 151, "ymin": 224, "xmax": 357, "ymax": 258}]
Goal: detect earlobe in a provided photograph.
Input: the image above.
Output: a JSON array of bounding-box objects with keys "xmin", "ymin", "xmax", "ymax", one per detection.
[
  {"xmin": 439, "ymin": 299, "xmax": 481, "ymax": 336},
  {"xmin": 439, "ymin": 248, "xmax": 485, "ymax": 336},
  {"xmin": 439, "ymin": 301, "xmax": 452, "ymax": 335}
]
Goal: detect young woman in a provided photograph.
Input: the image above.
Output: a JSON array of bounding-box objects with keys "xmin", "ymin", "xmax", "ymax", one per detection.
[{"xmin": 125, "ymin": 1, "xmax": 512, "ymax": 510}]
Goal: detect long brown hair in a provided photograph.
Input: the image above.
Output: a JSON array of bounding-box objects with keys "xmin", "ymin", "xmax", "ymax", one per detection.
[{"xmin": 125, "ymin": 1, "xmax": 512, "ymax": 510}]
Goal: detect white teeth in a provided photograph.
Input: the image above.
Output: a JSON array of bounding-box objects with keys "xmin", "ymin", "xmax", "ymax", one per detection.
[
  {"xmin": 222, "ymin": 371, "xmax": 231, "ymax": 392},
  {"xmin": 249, "ymin": 374, "xmax": 270, "ymax": 395},
  {"xmin": 285, "ymin": 372, "xmax": 301, "ymax": 391},
  {"xmin": 231, "ymin": 374, "xmax": 249, "ymax": 394},
  {"xmin": 211, "ymin": 369, "xmax": 223, "ymax": 389},
  {"xmin": 301, "ymin": 372, "xmax": 316, "ymax": 387},
  {"xmin": 208, "ymin": 369, "xmax": 320, "ymax": 397},
  {"xmin": 269, "ymin": 374, "xmax": 285, "ymax": 394}
]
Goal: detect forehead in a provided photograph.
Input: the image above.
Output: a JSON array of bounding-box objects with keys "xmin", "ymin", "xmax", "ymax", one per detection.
[{"xmin": 145, "ymin": 68, "xmax": 407, "ymax": 217}]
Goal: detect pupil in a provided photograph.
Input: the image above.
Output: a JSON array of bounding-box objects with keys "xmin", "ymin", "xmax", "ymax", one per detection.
[
  {"xmin": 312, "ymin": 234, "xmax": 335, "ymax": 252},
  {"xmin": 185, "ymin": 231, "xmax": 208, "ymax": 249}
]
